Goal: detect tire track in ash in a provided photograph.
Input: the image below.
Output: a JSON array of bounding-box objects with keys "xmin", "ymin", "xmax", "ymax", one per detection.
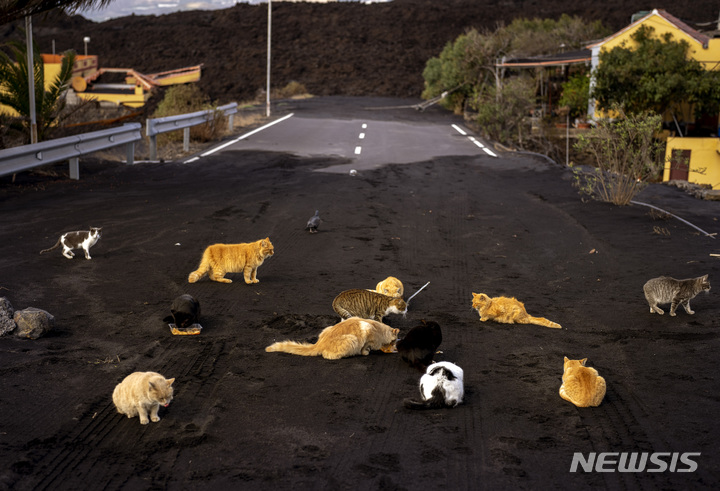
[
  {"xmin": 572, "ymin": 373, "xmax": 713, "ymax": 489},
  {"xmin": 25, "ymin": 339, "xmax": 227, "ymax": 490},
  {"xmin": 344, "ymin": 164, "xmax": 482, "ymax": 488}
]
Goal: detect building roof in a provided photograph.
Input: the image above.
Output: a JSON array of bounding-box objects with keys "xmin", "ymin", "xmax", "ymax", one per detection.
[
  {"xmin": 498, "ymin": 49, "xmax": 591, "ymax": 68},
  {"xmin": 588, "ymin": 9, "xmax": 710, "ymax": 49}
]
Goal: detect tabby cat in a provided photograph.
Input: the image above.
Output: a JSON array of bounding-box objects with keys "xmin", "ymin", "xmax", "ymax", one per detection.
[
  {"xmin": 332, "ymin": 289, "xmax": 407, "ymax": 322},
  {"xmin": 471, "ymin": 292, "xmax": 561, "ymax": 329},
  {"xmin": 40, "ymin": 227, "xmax": 102, "ymax": 260},
  {"xmin": 643, "ymin": 274, "xmax": 710, "ymax": 316},
  {"xmin": 559, "ymin": 357, "xmax": 606, "ymax": 408},
  {"xmin": 404, "ymin": 361, "xmax": 464, "ymax": 410},
  {"xmin": 265, "ymin": 317, "xmax": 400, "ymax": 360},
  {"xmin": 396, "ymin": 320, "xmax": 442, "ymax": 371},
  {"xmin": 188, "ymin": 237, "xmax": 274, "ymax": 284},
  {"xmin": 112, "ymin": 371, "xmax": 175, "ymax": 425},
  {"xmin": 374, "ymin": 276, "xmax": 404, "ymax": 298}
]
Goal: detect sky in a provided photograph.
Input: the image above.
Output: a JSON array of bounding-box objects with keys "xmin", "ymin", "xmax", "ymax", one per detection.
[{"xmin": 77, "ymin": 0, "xmax": 390, "ymax": 22}]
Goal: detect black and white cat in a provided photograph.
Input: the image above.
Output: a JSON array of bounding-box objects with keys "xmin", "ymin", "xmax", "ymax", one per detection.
[
  {"xmin": 40, "ymin": 227, "xmax": 102, "ymax": 260},
  {"xmin": 404, "ymin": 361, "xmax": 464, "ymax": 410}
]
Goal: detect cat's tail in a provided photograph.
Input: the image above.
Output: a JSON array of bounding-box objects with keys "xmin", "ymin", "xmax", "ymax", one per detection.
[
  {"xmin": 528, "ymin": 316, "xmax": 562, "ymax": 329},
  {"xmin": 188, "ymin": 250, "xmax": 211, "ymax": 283},
  {"xmin": 39, "ymin": 240, "xmax": 61, "ymax": 254},
  {"xmin": 265, "ymin": 340, "xmax": 321, "ymax": 357}
]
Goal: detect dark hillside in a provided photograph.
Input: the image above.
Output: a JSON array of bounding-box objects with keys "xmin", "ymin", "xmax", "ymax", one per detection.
[{"xmin": 1, "ymin": 0, "xmax": 717, "ymax": 104}]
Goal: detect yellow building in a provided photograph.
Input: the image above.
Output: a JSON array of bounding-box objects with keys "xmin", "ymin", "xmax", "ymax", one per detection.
[
  {"xmin": 588, "ymin": 9, "xmax": 720, "ymax": 190},
  {"xmin": 1, "ymin": 51, "xmax": 202, "ymax": 114}
]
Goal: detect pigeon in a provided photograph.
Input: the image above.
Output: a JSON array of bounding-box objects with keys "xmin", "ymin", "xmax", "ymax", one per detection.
[{"xmin": 306, "ymin": 210, "xmax": 321, "ymax": 233}]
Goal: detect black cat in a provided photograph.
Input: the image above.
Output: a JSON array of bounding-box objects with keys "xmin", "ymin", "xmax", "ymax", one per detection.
[
  {"xmin": 396, "ymin": 319, "xmax": 442, "ymax": 371},
  {"xmin": 163, "ymin": 294, "xmax": 201, "ymax": 329}
]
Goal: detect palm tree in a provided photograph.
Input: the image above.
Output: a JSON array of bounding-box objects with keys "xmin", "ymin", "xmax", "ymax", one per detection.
[
  {"xmin": 0, "ymin": 38, "xmax": 76, "ymax": 143},
  {"xmin": 1, "ymin": 0, "xmax": 114, "ymax": 25}
]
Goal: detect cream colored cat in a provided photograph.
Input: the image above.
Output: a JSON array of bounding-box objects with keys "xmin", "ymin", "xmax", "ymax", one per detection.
[
  {"xmin": 374, "ymin": 276, "xmax": 404, "ymax": 298},
  {"xmin": 559, "ymin": 357, "xmax": 606, "ymax": 407},
  {"xmin": 112, "ymin": 372, "xmax": 175, "ymax": 425},
  {"xmin": 471, "ymin": 292, "xmax": 561, "ymax": 328},
  {"xmin": 265, "ymin": 317, "xmax": 399, "ymax": 360},
  {"xmin": 188, "ymin": 237, "xmax": 274, "ymax": 284}
]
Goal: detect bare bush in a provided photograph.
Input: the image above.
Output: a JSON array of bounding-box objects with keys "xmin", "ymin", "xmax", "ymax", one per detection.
[{"xmin": 572, "ymin": 109, "xmax": 665, "ymax": 205}]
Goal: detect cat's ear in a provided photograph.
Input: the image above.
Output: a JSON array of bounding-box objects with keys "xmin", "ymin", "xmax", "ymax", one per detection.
[
  {"xmin": 564, "ymin": 356, "xmax": 569, "ymax": 362},
  {"xmin": 392, "ymin": 328, "xmax": 399, "ymax": 335},
  {"xmin": 581, "ymin": 358, "xmax": 587, "ymax": 366},
  {"xmin": 701, "ymin": 274, "xmax": 708, "ymax": 281},
  {"xmin": 166, "ymin": 378, "xmax": 175, "ymax": 386}
]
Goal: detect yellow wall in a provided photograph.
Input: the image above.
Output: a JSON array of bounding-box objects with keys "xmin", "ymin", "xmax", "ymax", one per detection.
[
  {"xmin": 75, "ymin": 85, "xmax": 150, "ymax": 108},
  {"xmin": 664, "ymin": 137, "xmax": 720, "ymax": 189},
  {"xmin": 599, "ymin": 14, "xmax": 720, "ymax": 70}
]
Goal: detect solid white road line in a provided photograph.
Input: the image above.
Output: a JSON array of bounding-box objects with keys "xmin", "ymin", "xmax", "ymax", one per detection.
[{"xmin": 184, "ymin": 112, "xmax": 295, "ymax": 163}]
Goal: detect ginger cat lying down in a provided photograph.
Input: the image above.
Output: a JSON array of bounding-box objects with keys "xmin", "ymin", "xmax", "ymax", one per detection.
[
  {"xmin": 265, "ymin": 317, "xmax": 399, "ymax": 360},
  {"xmin": 559, "ymin": 357, "xmax": 606, "ymax": 407},
  {"xmin": 374, "ymin": 276, "xmax": 404, "ymax": 298},
  {"xmin": 471, "ymin": 292, "xmax": 561, "ymax": 329}
]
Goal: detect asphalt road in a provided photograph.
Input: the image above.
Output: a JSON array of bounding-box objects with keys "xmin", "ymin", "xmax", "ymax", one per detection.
[{"xmin": 187, "ymin": 98, "xmax": 496, "ymax": 173}]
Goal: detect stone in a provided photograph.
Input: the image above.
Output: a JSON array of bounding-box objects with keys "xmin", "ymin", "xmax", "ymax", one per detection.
[
  {"xmin": 702, "ymin": 189, "xmax": 720, "ymax": 201},
  {"xmin": 13, "ymin": 308, "xmax": 55, "ymax": 340},
  {"xmin": 0, "ymin": 297, "xmax": 16, "ymax": 336}
]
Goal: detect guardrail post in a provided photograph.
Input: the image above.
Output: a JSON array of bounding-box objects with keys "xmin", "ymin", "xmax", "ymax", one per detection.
[
  {"xmin": 147, "ymin": 118, "xmax": 157, "ymax": 161},
  {"xmin": 183, "ymin": 127, "xmax": 190, "ymax": 153},
  {"xmin": 228, "ymin": 114, "xmax": 234, "ymax": 132},
  {"xmin": 126, "ymin": 141, "xmax": 135, "ymax": 165},
  {"xmin": 148, "ymin": 135, "xmax": 157, "ymax": 161},
  {"xmin": 69, "ymin": 157, "xmax": 80, "ymax": 180}
]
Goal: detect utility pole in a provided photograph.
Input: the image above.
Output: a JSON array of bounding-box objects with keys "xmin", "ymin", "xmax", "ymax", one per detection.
[
  {"xmin": 266, "ymin": 0, "xmax": 272, "ymax": 117},
  {"xmin": 25, "ymin": 16, "xmax": 38, "ymax": 144}
]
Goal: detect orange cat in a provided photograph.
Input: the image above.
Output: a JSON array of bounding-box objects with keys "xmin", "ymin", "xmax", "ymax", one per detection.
[
  {"xmin": 374, "ymin": 276, "xmax": 404, "ymax": 298},
  {"xmin": 559, "ymin": 357, "xmax": 606, "ymax": 407},
  {"xmin": 471, "ymin": 292, "xmax": 561, "ymax": 328},
  {"xmin": 188, "ymin": 237, "xmax": 274, "ymax": 284},
  {"xmin": 265, "ymin": 317, "xmax": 399, "ymax": 360},
  {"xmin": 112, "ymin": 371, "xmax": 175, "ymax": 425}
]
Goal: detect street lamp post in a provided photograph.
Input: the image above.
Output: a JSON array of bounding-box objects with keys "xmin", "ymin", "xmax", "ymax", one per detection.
[
  {"xmin": 266, "ymin": 0, "xmax": 271, "ymax": 117},
  {"xmin": 25, "ymin": 16, "xmax": 37, "ymax": 144},
  {"xmin": 83, "ymin": 36, "xmax": 90, "ymax": 56}
]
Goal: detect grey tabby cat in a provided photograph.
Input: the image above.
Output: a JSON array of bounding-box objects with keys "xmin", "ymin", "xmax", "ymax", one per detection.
[
  {"xmin": 643, "ymin": 274, "xmax": 710, "ymax": 316},
  {"xmin": 40, "ymin": 227, "xmax": 102, "ymax": 260},
  {"xmin": 332, "ymin": 289, "xmax": 407, "ymax": 322}
]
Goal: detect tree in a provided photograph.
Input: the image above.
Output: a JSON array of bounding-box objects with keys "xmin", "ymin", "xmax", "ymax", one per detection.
[
  {"xmin": 1, "ymin": 0, "xmax": 113, "ymax": 25},
  {"xmin": 559, "ymin": 71, "xmax": 590, "ymax": 119},
  {"xmin": 0, "ymin": 38, "xmax": 76, "ymax": 142},
  {"xmin": 422, "ymin": 16, "xmax": 610, "ymax": 142},
  {"xmin": 592, "ymin": 25, "xmax": 720, "ymax": 118}
]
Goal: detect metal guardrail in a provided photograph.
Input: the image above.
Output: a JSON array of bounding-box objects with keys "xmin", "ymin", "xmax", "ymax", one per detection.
[
  {"xmin": 0, "ymin": 123, "xmax": 142, "ymax": 180},
  {"xmin": 146, "ymin": 102, "xmax": 238, "ymax": 160}
]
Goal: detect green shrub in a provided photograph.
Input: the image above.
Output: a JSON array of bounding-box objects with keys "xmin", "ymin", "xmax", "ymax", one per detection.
[{"xmin": 152, "ymin": 84, "xmax": 225, "ymax": 143}]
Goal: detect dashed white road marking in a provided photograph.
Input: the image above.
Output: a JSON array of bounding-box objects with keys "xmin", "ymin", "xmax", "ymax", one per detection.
[{"xmin": 451, "ymin": 124, "xmax": 497, "ymax": 157}]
